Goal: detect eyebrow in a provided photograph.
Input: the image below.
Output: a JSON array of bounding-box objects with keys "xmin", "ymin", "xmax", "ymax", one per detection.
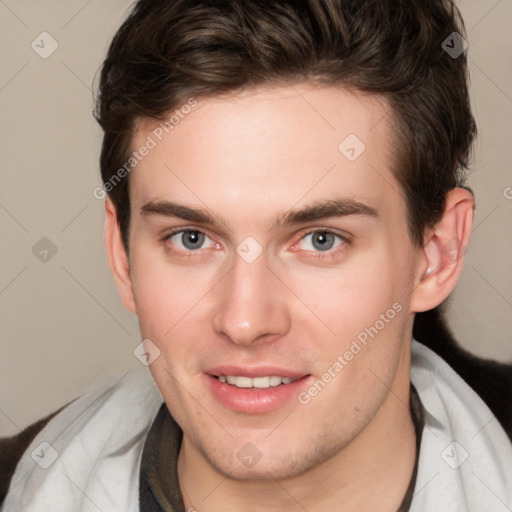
[
  {"xmin": 140, "ymin": 198, "xmax": 378, "ymax": 229},
  {"xmin": 273, "ymin": 198, "xmax": 378, "ymax": 228},
  {"xmin": 141, "ymin": 200, "xmax": 217, "ymax": 225}
]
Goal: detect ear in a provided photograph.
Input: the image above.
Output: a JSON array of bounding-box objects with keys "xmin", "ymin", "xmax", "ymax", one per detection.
[
  {"xmin": 104, "ymin": 198, "xmax": 137, "ymax": 314},
  {"xmin": 410, "ymin": 188, "xmax": 474, "ymax": 313}
]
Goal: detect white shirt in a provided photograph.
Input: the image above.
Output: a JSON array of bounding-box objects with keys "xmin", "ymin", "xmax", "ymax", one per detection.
[{"xmin": 3, "ymin": 340, "xmax": 512, "ymax": 512}]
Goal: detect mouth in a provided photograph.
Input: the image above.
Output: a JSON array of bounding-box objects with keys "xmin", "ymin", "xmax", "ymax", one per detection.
[{"xmin": 204, "ymin": 368, "xmax": 312, "ymax": 413}]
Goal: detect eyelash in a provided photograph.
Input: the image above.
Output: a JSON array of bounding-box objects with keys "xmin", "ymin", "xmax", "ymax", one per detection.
[{"xmin": 160, "ymin": 228, "xmax": 350, "ymax": 259}]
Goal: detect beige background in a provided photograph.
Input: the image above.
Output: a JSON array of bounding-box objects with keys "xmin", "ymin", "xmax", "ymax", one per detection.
[{"xmin": 1, "ymin": 0, "xmax": 511, "ymax": 437}]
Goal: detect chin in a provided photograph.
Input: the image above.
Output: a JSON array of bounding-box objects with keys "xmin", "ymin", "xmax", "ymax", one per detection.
[{"xmin": 200, "ymin": 433, "xmax": 344, "ymax": 482}]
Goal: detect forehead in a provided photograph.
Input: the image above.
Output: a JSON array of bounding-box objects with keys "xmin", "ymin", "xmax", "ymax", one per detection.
[{"xmin": 129, "ymin": 83, "xmax": 402, "ymax": 225}]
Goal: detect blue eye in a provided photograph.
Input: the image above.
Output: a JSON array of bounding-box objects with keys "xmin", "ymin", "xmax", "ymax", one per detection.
[
  {"xmin": 168, "ymin": 230, "xmax": 215, "ymax": 251},
  {"xmin": 298, "ymin": 231, "xmax": 344, "ymax": 252}
]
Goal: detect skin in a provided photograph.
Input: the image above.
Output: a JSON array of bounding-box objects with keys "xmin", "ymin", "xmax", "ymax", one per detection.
[{"xmin": 105, "ymin": 83, "xmax": 474, "ymax": 511}]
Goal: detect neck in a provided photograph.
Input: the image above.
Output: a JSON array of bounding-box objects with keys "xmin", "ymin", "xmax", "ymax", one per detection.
[{"xmin": 178, "ymin": 351, "xmax": 416, "ymax": 512}]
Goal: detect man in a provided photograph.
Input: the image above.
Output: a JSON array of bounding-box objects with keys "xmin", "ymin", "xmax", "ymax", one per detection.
[{"xmin": 2, "ymin": 0, "xmax": 511, "ymax": 511}]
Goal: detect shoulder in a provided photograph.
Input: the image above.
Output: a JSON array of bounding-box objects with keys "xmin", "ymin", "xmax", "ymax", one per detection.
[
  {"xmin": 410, "ymin": 340, "xmax": 512, "ymax": 511},
  {"xmin": 0, "ymin": 406, "xmax": 67, "ymax": 505},
  {"xmin": 413, "ymin": 307, "xmax": 512, "ymax": 439},
  {"xmin": 1, "ymin": 369, "xmax": 163, "ymax": 511}
]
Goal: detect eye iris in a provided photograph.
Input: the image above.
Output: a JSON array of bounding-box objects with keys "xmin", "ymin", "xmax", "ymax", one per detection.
[
  {"xmin": 312, "ymin": 232, "xmax": 335, "ymax": 251},
  {"xmin": 182, "ymin": 231, "xmax": 204, "ymax": 250}
]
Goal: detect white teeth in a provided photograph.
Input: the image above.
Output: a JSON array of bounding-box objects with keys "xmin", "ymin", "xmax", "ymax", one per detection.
[
  {"xmin": 269, "ymin": 376, "xmax": 282, "ymax": 387},
  {"xmin": 235, "ymin": 376, "xmax": 253, "ymax": 388},
  {"xmin": 252, "ymin": 377, "xmax": 270, "ymax": 388},
  {"xmin": 217, "ymin": 375, "xmax": 298, "ymax": 389}
]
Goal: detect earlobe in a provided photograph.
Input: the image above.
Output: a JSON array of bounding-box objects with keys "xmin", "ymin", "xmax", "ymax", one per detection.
[
  {"xmin": 104, "ymin": 198, "xmax": 137, "ymax": 314},
  {"xmin": 410, "ymin": 188, "xmax": 474, "ymax": 313}
]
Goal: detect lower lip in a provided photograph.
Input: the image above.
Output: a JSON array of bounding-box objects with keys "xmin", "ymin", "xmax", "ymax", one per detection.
[{"xmin": 205, "ymin": 374, "xmax": 312, "ymax": 413}]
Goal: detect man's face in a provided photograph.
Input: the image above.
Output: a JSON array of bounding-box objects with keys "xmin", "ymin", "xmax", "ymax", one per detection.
[{"xmin": 126, "ymin": 84, "xmax": 421, "ymax": 479}]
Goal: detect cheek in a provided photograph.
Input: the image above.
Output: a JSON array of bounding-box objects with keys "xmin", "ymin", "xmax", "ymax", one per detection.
[
  {"xmin": 129, "ymin": 255, "xmax": 210, "ymax": 399},
  {"xmin": 128, "ymin": 250, "xmax": 204, "ymax": 339},
  {"xmin": 286, "ymin": 247, "xmax": 412, "ymax": 338},
  {"xmin": 129, "ymin": 217, "xmax": 216, "ymax": 286}
]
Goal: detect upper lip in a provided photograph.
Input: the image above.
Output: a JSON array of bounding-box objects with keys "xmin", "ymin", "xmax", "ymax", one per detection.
[{"xmin": 205, "ymin": 366, "xmax": 309, "ymax": 379}]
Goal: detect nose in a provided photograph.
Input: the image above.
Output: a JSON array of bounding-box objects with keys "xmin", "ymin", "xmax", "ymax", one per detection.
[{"xmin": 212, "ymin": 251, "xmax": 291, "ymax": 347}]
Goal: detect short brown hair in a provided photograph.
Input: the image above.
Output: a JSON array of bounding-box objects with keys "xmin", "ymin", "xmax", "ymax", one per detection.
[{"xmin": 95, "ymin": 0, "xmax": 476, "ymax": 250}]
